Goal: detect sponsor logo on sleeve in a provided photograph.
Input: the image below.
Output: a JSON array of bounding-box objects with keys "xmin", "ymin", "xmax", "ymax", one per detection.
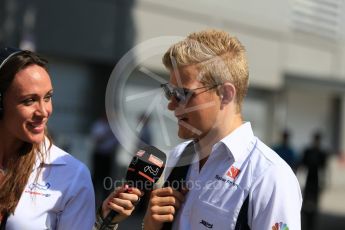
[{"xmin": 272, "ymin": 222, "xmax": 289, "ymax": 230}]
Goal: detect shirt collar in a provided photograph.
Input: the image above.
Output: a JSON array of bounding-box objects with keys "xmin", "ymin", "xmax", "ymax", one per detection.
[
  {"xmin": 44, "ymin": 145, "xmax": 67, "ymax": 165},
  {"xmin": 216, "ymin": 122, "xmax": 256, "ymax": 163},
  {"xmin": 33, "ymin": 139, "xmax": 67, "ymax": 169}
]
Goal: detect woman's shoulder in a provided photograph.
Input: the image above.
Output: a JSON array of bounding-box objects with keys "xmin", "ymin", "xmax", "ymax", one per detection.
[{"xmin": 45, "ymin": 144, "xmax": 89, "ymax": 172}]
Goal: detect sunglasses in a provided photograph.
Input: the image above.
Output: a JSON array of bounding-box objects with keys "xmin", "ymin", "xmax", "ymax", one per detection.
[{"xmin": 160, "ymin": 83, "xmax": 219, "ymax": 103}]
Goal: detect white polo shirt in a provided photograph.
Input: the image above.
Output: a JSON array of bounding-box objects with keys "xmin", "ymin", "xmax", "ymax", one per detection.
[
  {"xmin": 164, "ymin": 122, "xmax": 302, "ymax": 230},
  {"xmin": 6, "ymin": 144, "xmax": 95, "ymax": 230}
]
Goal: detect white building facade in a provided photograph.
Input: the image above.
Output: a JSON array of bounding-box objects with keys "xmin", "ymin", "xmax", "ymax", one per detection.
[{"xmin": 130, "ymin": 0, "xmax": 345, "ymax": 156}]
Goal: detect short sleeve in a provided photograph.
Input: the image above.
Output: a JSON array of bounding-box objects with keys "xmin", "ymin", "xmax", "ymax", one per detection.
[
  {"xmin": 56, "ymin": 164, "xmax": 96, "ymax": 230},
  {"xmin": 250, "ymin": 164, "xmax": 302, "ymax": 230}
]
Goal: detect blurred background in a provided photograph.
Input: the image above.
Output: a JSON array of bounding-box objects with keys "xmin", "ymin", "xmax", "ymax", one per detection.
[{"xmin": 1, "ymin": 0, "xmax": 345, "ymax": 229}]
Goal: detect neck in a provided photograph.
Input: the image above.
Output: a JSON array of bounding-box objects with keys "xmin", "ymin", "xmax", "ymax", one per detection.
[{"xmin": 195, "ymin": 113, "xmax": 243, "ymax": 170}]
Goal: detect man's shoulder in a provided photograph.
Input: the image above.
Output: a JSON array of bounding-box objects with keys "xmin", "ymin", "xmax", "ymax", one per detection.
[
  {"xmin": 249, "ymin": 139, "xmax": 295, "ymax": 181},
  {"xmin": 254, "ymin": 139, "xmax": 288, "ymax": 165}
]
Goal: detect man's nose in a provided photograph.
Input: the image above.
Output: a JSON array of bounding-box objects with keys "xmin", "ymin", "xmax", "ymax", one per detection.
[{"xmin": 167, "ymin": 96, "xmax": 179, "ymax": 111}]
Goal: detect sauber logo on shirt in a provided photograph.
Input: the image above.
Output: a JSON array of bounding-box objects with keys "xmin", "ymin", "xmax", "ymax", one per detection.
[
  {"xmin": 272, "ymin": 222, "xmax": 289, "ymax": 230},
  {"xmin": 200, "ymin": 219, "xmax": 213, "ymax": 228},
  {"xmin": 226, "ymin": 166, "xmax": 240, "ymax": 180},
  {"xmin": 215, "ymin": 175, "xmax": 239, "ymax": 188}
]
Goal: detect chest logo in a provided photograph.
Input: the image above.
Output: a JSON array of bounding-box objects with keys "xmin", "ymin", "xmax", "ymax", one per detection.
[
  {"xmin": 226, "ymin": 166, "xmax": 240, "ymax": 180},
  {"xmin": 28, "ymin": 182, "xmax": 51, "ymax": 190},
  {"xmin": 25, "ymin": 182, "xmax": 52, "ymax": 197}
]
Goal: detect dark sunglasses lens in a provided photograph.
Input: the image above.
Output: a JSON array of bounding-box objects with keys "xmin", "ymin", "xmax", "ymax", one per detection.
[
  {"xmin": 175, "ymin": 88, "xmax": 187, "ymax": 102},
  {"xmin": 161, "ymin": 84, "xmax": 190, "ymax": 103},
  {"xmin": 161, "ymin": 84, "xmax": 172, "ymax": 100}
]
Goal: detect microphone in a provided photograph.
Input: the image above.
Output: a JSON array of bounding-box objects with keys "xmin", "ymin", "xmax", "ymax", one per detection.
[{"xmin": 100, "ymin": 146, "xmax": 166, "ymax": 229}]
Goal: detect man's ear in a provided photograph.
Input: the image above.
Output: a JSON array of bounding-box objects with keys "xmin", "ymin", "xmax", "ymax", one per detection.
[{"xmin": 219, "ymin": 83, "xmax": 236, "ymax": 105}]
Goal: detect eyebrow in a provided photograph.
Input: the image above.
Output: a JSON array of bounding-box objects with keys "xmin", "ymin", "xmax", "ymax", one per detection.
[{"xmin": 19, "ymin": 89, "xmax": 54, "ymax": 98}]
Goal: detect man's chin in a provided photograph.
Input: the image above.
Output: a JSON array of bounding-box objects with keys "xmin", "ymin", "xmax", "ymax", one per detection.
[
  {"xmin": 178, "ymin": 130, "xmax": 198, "ymax": 140},
  {"xmin": 178, "ymin": 130, "xmax": 190, "ymax": 139}
]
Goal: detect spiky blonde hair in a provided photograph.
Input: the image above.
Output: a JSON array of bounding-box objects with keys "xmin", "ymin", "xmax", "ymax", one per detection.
[{"xmin": 162, "ymin": 29, "xmax": 249, "ymax": 112}]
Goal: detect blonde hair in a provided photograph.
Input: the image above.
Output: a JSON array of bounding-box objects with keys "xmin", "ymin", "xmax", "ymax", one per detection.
[{"xmin": 162, "ymin": 29, "xmax": 249, "ymax": 112}]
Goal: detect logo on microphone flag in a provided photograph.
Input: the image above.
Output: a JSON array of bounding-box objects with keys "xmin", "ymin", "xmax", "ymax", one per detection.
[
  {"xmin": 226, "ymin": 166, "xmax": 240, "ymax": 180},
  {"xmin": 148, "ymin": 154, "xmax": 163, "ymax": 168}
]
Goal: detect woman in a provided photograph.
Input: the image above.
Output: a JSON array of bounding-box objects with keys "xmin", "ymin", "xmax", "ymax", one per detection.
[{"xmin": 0, "ymin": 47, "xmax": 142, "ymax": 229}]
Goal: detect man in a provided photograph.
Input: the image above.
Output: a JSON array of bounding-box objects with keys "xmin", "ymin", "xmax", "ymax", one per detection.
[
  {"xmin": 300, "ymin": 131, "xmax": 328, "ymax": 230},
  {"xmin": 273, "ymin": 130, "xmax": 297, "ymax": 172},
  {"xmin": 143, "ymin": 29, "xmax": 302, "ymax": 230}
]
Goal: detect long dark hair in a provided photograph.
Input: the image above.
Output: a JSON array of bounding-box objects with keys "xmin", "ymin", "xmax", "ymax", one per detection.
[{"xmin": 0, "ymin": 49, "xmax": 52, "ymax": 214}]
